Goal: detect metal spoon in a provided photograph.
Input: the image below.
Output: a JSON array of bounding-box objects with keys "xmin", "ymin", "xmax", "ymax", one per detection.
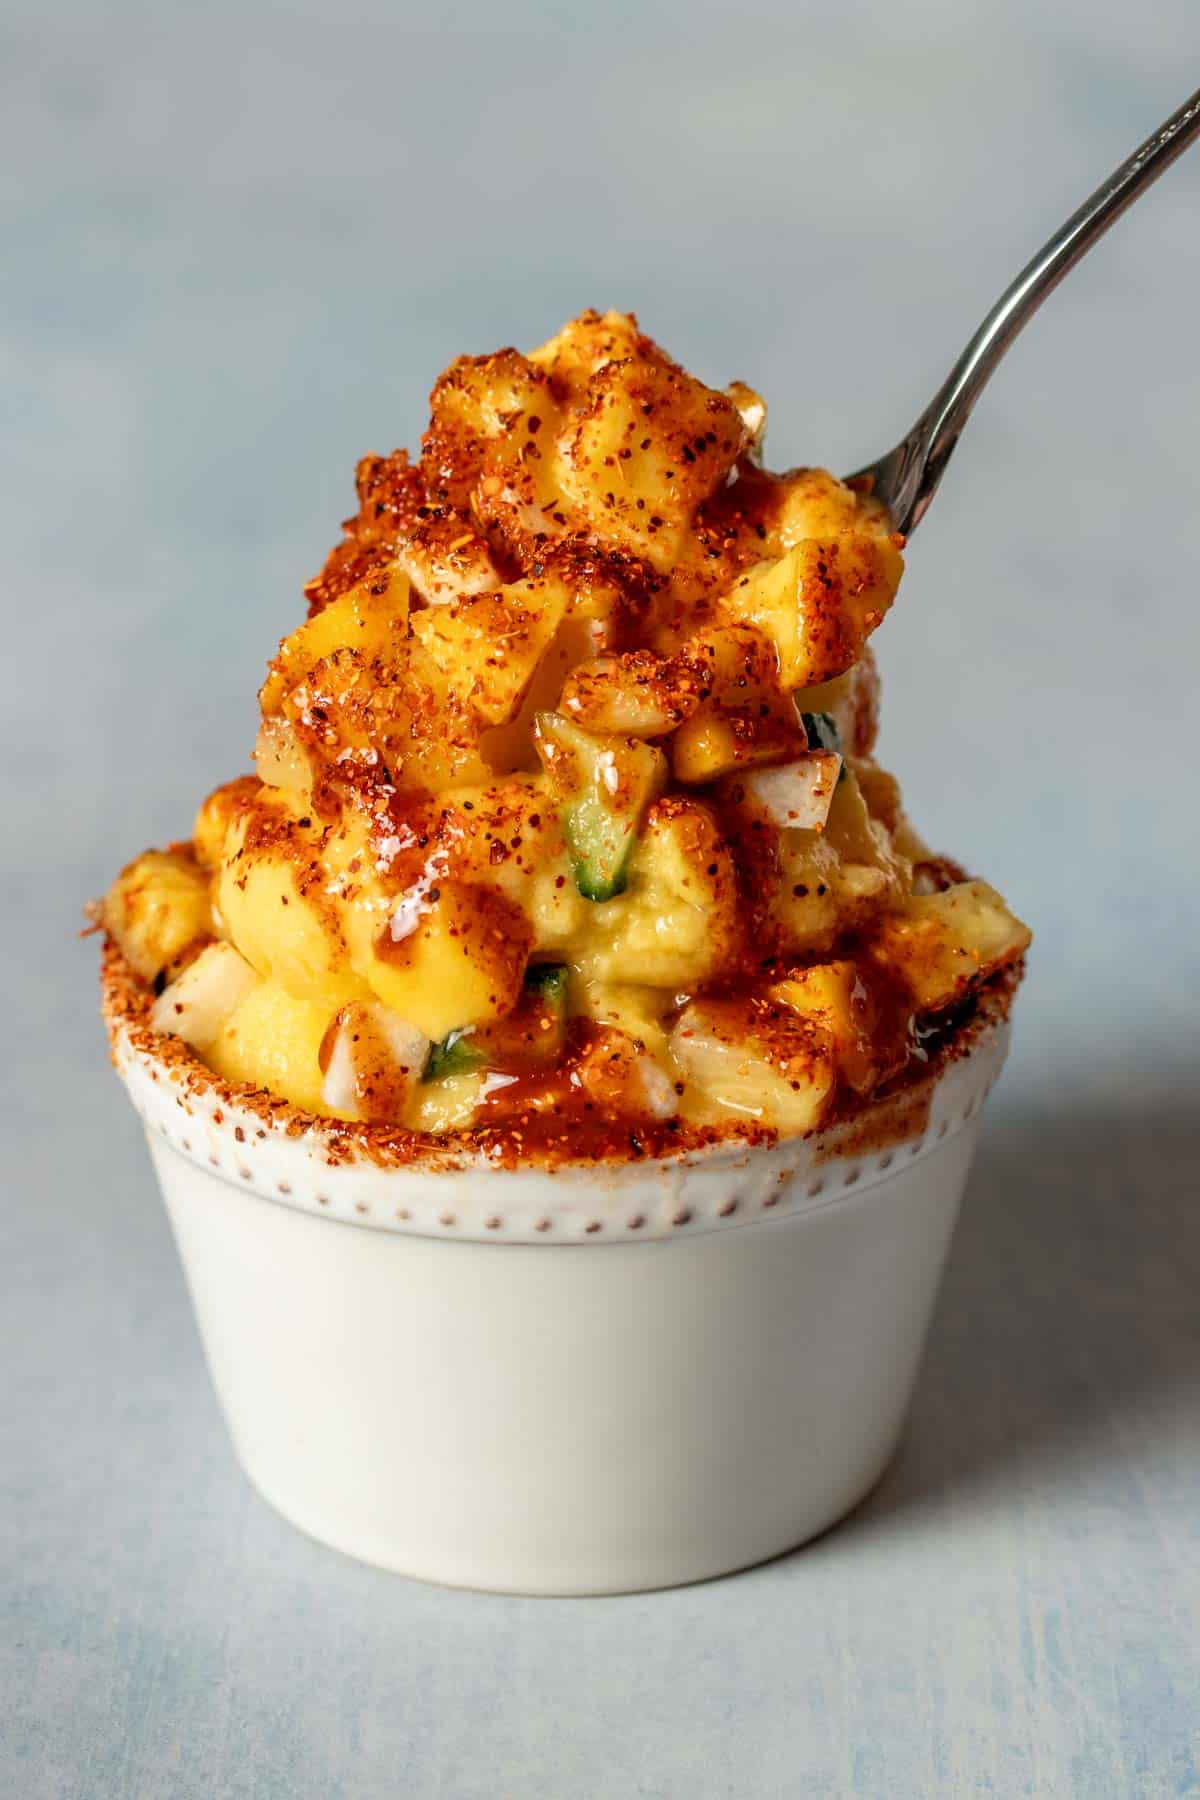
[{"xmin": 849, "ymin": 87, "xmax": 1200, "ymax": 536}]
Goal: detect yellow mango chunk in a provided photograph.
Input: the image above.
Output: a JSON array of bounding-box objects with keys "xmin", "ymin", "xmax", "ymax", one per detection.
[
  {"xmin": 722, "ymin": 534, "xmax": 902, "ymax": 688},
  {"xmin": 478, "ymin": 615, "xmax": 598, "ymax": 775},
  {"xmin": 410, "ymin": 577, "xmax": 568, "ymax": 727},
  {"xmin": 672, "ymin": 709, "xmax": 797, "ymax": 783},
  {"xmin": 568, "ymin": 798, "xmax": 739, "ymax": 986},
  {"xmin": 425, "ymin": 349, "xmax": 561, "ymax": 525},
  {"xmin": 362, "ymin": 883, "xmax": 533, "ymax": 1041},
  {"xmin": 528, "ymin": 309, "xmax": 644, "ymax": 398},
  {"xmin": 260, "ymin": 565, "xmax": 409, "ymax": 714},
  {"xmin": 429, "ymin": 347, "xmax": 551, "ymax": 449},
  {"xmin": 556, "ymin": 354, "xmax": 746, "ymax": 566},
  {"xmin": 104, "ymin": 849, "xmax": 214, "ymax": 982},
  {"xmin": 670, "ymin": 624, "xmax": 806, "ymax": 783},
  {"xmin": 574, "ymin": 981, "xmax": 674, "ymax": 1064},
  {"xmin": 769, "ymin": 833, "xmax": 843, "ymax": 956},
  {"xmin": 773, "ymin": 469, "xmax": 876, "ymax": 547},
  {"xmin": 405, "ymin": 1070, "xmax": 487, "ymax": 1133},
  {"xmin": 192, "ymin": 778, "xmax": 257, "ymax": 869},
  {"xmin": 670, "ymin": 996, "xmax": 836, "ymax": 1134},
  {"xmin": 208, "ymin": 979, "xmax": 334, "ymax": 1115},
  {"xmin": 772, "ymin": 960, "xmax": 891, "ymax": 1094},
  {"xmin": 823, "ymin": 766, "xmax": 905, "ymax": 879},
  {"xmin": 560, "ymin": 650, "xmax": 699, "ymax": 738},
  {"xmin": 864, "ymin": 881, "xmax": 1032, "ymax": 1010},
  {"xmin": 215, "ymin": 820, "xmax": 367, "ymax": 1010}
]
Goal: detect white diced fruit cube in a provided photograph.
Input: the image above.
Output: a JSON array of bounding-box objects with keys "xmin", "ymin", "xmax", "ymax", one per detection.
[{"xmin": 150, "ymin": 942, "xmax": 260, "ymax": 1053}]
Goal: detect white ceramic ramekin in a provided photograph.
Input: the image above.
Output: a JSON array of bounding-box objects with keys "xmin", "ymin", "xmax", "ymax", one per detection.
[{"xmin": 108, "ymin": 994, "xmax": 1008, "ymax": 1595}]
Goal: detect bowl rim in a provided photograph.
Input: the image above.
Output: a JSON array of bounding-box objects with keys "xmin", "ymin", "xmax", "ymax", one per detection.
[{"xmin": 104, "ymin": 942, "xmax": 1014, "ymax": 1244}]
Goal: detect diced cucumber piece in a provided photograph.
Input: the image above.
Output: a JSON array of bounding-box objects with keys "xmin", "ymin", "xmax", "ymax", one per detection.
[
  {"xmin": 517, "ymin": 961, "xmax": 570, "ymax": 1063},
  {"xmin": 565, "ymin": 794, "xmax": 637, "ymax": 901},
  {"xmin": 524, "ymin": 962, "xmax": 569, "ymax": 1014},
  {"xmin": 422, "ymin": 1027, "xmax": 484, "ymax": 1083},
  {"xmin": 535, "ymin": 713, "xmax": 666, "ymax": 904},
  {"xmin": 800, "ymin": 711, "xmax": 847, "ymax": 781},
  {"xmin": 423, "ymin": 966, "xmax": 570, "ymax": 1082},
  {"xmin": 800, "ymin": 710, "xmax": 841, "ymax": 753}
]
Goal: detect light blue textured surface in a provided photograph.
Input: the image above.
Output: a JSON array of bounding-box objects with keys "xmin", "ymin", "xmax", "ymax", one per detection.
[{"xmin": 3, "ymin": 3, "xmax": 1198, "ymax": 1794}]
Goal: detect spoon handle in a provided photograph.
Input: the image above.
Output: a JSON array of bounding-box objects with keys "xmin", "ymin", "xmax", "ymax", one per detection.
[{"xmin": 854, "ymin": 87, "xmax": 1200, "ymax": 535}]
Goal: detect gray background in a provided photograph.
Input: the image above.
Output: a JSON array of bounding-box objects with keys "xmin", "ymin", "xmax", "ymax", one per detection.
[{"xmin": 4, "ymin": 1, "xmax": 1198, "ymax": 1794}]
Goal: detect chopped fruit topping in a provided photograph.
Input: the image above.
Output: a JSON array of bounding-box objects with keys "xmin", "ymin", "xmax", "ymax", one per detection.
[{"xmin": 100, "ymin": 311, "xmax": 1026, "ymax": 1143}]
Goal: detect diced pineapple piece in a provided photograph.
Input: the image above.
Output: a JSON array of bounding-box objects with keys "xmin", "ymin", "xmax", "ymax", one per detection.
[
  {"xmin": 260, "ymin": 564, "xmax": 409, "ymax": 713},
  {"xmin": 362, "ymin": 882, "xmax": 533, "ymax": 1041},
  {"xmin": 319, "ymin": 1000, "xmax": 429, "ymax": 1122},
  {"xmin": 568, "ymin": 797, "xmax": 739, "ymax": 986},
  {"xmin": 722, "ymin": 534, "xmax": 902, "ymax": 688},
  {"xmin": 772, "ymin": 960, "xmax": 894, "ymax": 1095},
  {"xmin": 863, "ymin": 881, "xmax": 1031, "ymax": 1010},
  {"xmin": 671, "ymin": 996, "xmax": 836, "ymax": 1133},
  {"xmin": 410, "ymin": 578, "xmax": 569, "ymax": 727},
  {"xmin": 215, "ymin": 817, "xmax": 368, "ymax": 1010},
  {"xmin": 103, "ymin": 849, "xmax": 214, "ymax": 983},
  {"xmin": 207, "ymin": 979, "xmax": 332, "ymax": 1115},
  {"xmin": 150, "ymin": 942, "xmax": 259, "ymax": 1053},
  {"xmin": 555, "ymin": 353, "xmax": 746, "ymax": 566}
]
